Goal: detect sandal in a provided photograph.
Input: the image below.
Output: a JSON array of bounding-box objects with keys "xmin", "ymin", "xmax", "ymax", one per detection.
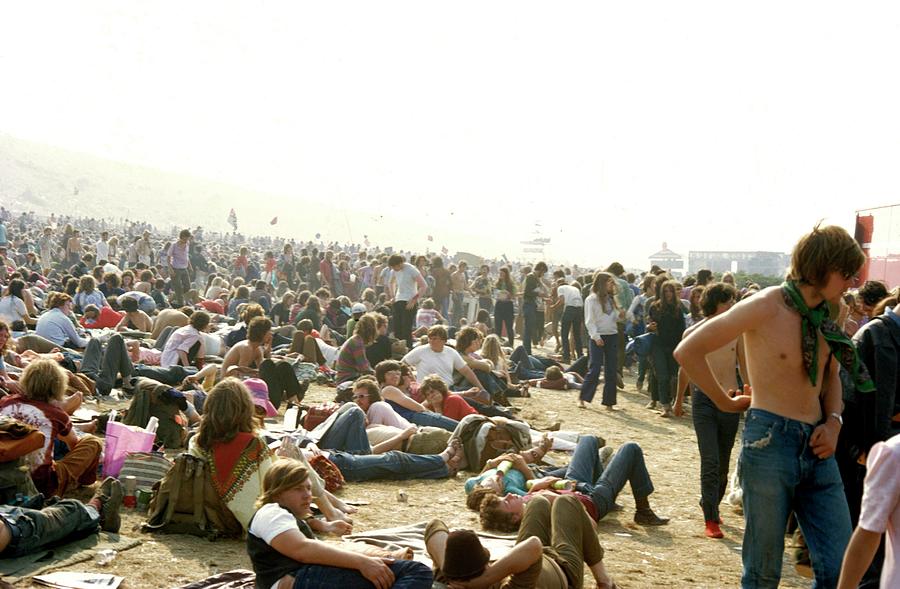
[
  {"xmin": 424, "ymin": 519, "xmax": 450, "ymax": 544},
  {"xmin": 522, "ymin": 434, "xmax": 553, "ymax": 464}
]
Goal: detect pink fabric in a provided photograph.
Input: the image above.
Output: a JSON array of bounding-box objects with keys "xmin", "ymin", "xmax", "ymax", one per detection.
[
  {"xmin": 365, "ymin": 401, "xmax": 412, "ymax": 430},
  {"xmin": 859, "ymin": 435, "xmax": 900, "ymax": 587}
]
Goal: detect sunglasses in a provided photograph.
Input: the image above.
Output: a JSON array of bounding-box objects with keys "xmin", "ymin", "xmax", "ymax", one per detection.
[{"xmin": 352, "ymin": 393, "xmax": 369, "ymax": 400}]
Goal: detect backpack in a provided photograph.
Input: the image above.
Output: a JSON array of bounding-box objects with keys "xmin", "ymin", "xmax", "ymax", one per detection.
[{"xmin": 142, "ymin": 453, "xmax": 243, "ymax": 539}]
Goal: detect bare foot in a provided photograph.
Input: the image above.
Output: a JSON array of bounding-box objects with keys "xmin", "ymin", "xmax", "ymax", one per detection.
[{"xmin": 76, "ymin": 420, "xmax": 98, "ymax": 434}]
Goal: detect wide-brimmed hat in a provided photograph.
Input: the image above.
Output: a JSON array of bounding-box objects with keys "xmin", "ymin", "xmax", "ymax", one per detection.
[
  {"xmin": 244, "ymin": 378, "xmax": 277, "ymax": 417},
  {"xmin": 442, "ymin": 529, "xmax": 490, "ymax": 580}
]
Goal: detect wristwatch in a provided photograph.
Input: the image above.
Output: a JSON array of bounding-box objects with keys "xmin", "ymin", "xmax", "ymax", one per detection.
[{"xmin": 828, "ymin": 412, "xmax": 843, "ymax": 426}]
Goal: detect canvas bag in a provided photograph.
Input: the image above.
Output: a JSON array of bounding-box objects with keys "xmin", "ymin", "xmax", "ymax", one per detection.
[
  {"xmin": 142, "ymin": 453, "xmax": 243, "ymax": 539},
  {"xmin": 119, "ymin": 451, "xmax": 174, "ymax": 491}
]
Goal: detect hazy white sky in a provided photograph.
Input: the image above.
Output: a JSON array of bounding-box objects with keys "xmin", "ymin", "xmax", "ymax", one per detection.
[{"xmin": 1, "ymin": 1, "xmax": 899, "ymax": 269}]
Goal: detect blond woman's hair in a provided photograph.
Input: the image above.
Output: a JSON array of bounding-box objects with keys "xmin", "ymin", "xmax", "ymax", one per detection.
[{"xmin": 255, "ymin": 458, "xmax": 310, "ymax": 508}]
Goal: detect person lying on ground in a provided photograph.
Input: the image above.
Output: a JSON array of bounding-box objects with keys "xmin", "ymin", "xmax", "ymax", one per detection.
[
  {"xmin": 0, "ymin": 477, "xmax": 124, "ymax": 558},
  {"xmin": 524, "ymin": 364, "xmax": 584, "ymax": 391},
  {"xmin": 425, "ymin": 493, "xmax": 617, "ymax": 589},
  {"xmin": 468, "ymin": 435, "xmax": 668, "ymax": 532},
  {"xmin": 114, "ymin": 295, "xmax": 153, "ymax": 332}
]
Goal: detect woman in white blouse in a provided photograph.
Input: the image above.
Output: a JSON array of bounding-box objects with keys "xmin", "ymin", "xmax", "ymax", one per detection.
[{"xmin": 580, "ymin": 272, "xmax": 622, "ymax": 410}]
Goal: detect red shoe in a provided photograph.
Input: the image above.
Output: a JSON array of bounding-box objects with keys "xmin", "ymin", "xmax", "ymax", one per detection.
[{"xmin": 705, "ymin": 520, "xmax": 724, "ymax": 539}]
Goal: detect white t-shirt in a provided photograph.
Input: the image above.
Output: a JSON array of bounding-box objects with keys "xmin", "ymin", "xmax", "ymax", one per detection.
[
  {"xmin": 402, "ymin": 344, "xmax": 466, "ymax": 384},
  {"xmin": 859, "ymin": 435, "xmax": 900, "ymax": 588},
  {"xmin": 248, "ymin": 503, "xmax": 303, "ymax": 589},
  {"xmin": 557, "ymin": 284, "xmax": 584, "ymax": 308},
  {"xmin": 366, "ymin": 401, "xmax": 413, "ymax": 429},
  {"xmin": 0, "ymin": 296, "xmax": 27, "ymax": 325},
  {"xmin": 391, "ymin": 263, "xmax": 422, "ymax": 302},
  {"xmin": 96, "ymin": 240, "xmax": 110, "ymax": 261}
]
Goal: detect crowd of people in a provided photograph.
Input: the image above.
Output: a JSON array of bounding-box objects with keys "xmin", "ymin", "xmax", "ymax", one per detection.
[{"xmin": 0, "ymin": 206, "xmax": 898, "ymax": 589}]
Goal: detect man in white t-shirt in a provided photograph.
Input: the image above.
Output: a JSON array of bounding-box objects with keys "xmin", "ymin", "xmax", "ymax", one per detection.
[
  {"xmin": 95, "ymin": 232, "xmax": 110, "ymax": 263},
  {"xmin": 557, "ymin": 280, "xmax": 585, "ymax": 363},
  {"xmin": 387, "ymin": 254, "xmax": 427, "ymax": 347},
  {"xmin": 401, "ymin": 325, "xmax": 484, "ymax": 391}
]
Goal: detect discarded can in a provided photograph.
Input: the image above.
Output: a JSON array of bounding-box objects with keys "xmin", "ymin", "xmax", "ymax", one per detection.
[
  {"xmin": 136, "ymin": 488, "xmax": 152, "ymax": 511},
  {"xmin": 123, "ymin": 475, "xmax": 137, "ymax": 508},
  {"xmin": 396, "ymin": 489, "xmax": 408, "ymax": 503},
  {"xmin": 96, "ymin": 549, "xmax": 117, "ymax": 566}
]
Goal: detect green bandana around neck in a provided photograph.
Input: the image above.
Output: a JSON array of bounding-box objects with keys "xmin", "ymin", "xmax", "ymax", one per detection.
[{"xmin": 781, "ymin": 281, "xmax": 874, "ymax": 393}]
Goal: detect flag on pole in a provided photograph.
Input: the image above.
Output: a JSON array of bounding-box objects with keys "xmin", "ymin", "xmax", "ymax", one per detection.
[
  {"xmin": 441, "ymin": 246, "xmax": 448, "ymax": 255},
  {"xmin": 270, "ymin": 216, "xmax": 278, "ymax": 225},
  {"xmin": 427, "ymin": 235, "xmax": 434, "ymax": 242},
  {"xmin": 227, "ymin": 209, "xmax": 238, "ymax": 231}
]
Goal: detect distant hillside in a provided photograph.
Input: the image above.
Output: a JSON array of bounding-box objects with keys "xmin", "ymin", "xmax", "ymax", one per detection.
[{"xmin": 0, "ymin": 134, "xmax": 303, "ymax": 233}]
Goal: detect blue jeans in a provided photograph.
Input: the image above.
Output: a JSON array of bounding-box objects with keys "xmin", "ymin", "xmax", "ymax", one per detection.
[
  {"xmin": 0, "ymin": 500, "xmax": 99, "ymax": 558},
  {"xmin": 508, "ymin": 346, "xmax": 549, "ymax": 380},
  {"xmin": 651, "ymin": 344, "xmax": 677, "ymax": 405},
  {"xmin": 549, "ymin": 436, "xmax": 653, "ymax": 519},
  {"xmin": 522, "ymin": 301, "xmax": 537, "ymax": 355},
  {"xmin": 493, "ymin": 300, "xmax": 515, "ymax": 348},
  {"xmin": 580, "ymin": 335, "xmax": 617, "ymax": 406},
  {"xmin": 739, "ymin": 409, "xmax": 852, "ymax": 589},
  {"xmin": 692, "ymin": 387, "xmax": 740, "ymax": 522},
  {"xmin": 560, "ymin": 306, "xmax": 584, "ymax": 362},
  {"xmin": 317, "ymin": 405, "xmax": 371, "ymax": 454},
  {"xmin": 407, "ymin": 411, "xmax": 459, "ymax": 433},
  {"xmin": 292, "ymin": 559, "xmax": 433, "ymax": 589},
  {"xmin": 328, "ymin": 450, "xmax": 448, "ymax": 482}
]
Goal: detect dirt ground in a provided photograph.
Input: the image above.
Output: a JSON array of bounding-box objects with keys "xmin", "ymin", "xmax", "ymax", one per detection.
[{"xmin": 45, "ymin": 363, "xmax": 811, "ymax": 589}]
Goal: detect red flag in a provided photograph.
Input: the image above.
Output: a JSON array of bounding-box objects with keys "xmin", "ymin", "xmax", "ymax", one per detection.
[
  {"xmin": 270, "ymin": 216, "xmax": 278, "ymax": 225},
  {"xmin": 427, "ymin": 235, "xmax": 433, "ymax": 242}
]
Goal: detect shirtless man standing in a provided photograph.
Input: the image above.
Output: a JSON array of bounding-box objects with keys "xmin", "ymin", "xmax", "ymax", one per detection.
[
  {"xmin": 674, "ymin": 282, "xmax": 747, "ymax": 539},
  {"xmin": 675, "ymin": 225, "xmax": 873, "ymax": 588}
]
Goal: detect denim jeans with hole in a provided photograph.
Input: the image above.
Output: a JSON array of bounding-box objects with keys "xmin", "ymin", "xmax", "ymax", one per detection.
[
  {"xmin": 545, "ymin": 435, "xmax": 654, "ymax": 520},
  {"xmin": 739, "ymin": 409, "xmax": 851, "ymax": 589}
]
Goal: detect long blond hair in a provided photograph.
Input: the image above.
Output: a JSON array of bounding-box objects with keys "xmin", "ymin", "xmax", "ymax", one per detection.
[
  {"xmin": 480, "ymin": 334, "xmax": 507, "ymax": 372},
  {"xmin": 255, "ymin": 459, "xmax": 310, "ymax": 509}
]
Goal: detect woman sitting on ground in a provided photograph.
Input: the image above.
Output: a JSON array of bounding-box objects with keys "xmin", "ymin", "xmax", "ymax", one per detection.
[
  {"xmin": 419, "ymin": 374, "xmax": 478, "ymax": 421},
  {"xmin": 455, "ymin": 328, "xmax": 527, "ymax": 400},
  {"xmin": 73, "ymin": 276, "xmax": 107, "ymax": 313},
  {"xmin": 0, "ymin": 279, "xmax": 37, "ymax": 329},
  {"xmin": 247, "ymin": 459, "xmax": 433, "ymax": 589},
  {"xmin": 334, "ymin": 313, "xmax": 380, "ymax": 384},
  {"xmin": 373, "ymin": 360, "xmax": 459, "ymax": 431}
]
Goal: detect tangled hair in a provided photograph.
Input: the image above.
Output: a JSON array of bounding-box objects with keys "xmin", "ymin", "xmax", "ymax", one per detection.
[
  {"xmin": 696, "ymin": 269, "xmax": 713, "ymax": 286},
  {"xmin": 467, "ymin": 488, "xmax": 520, "ymax": 532},
  {"xmin": 189, "ymin": 310, "xmax": 211, "ymax": 331},
  {"xmin": 354, "ymin": 377, "xmax": 382, "ymax": 402},
  {"xmin": 689, "ymin": 286, "xmax": 704, "ymax": 320},
  {"xmin": 859, "ymin": 280, "xmax": 889, "ymax": 308},
  {"xmin": 533, "ymin": 261, "xmax": 548, "ymax": 274},
  {"xmin": 103, "ymin": 272, "xmax": 121, "ymax": 288},
  {"xmin": 255, "ymin": 459, "xmax": 310, "ymax": 509},
  {"xmin": 387, "ymin": 254, "xmax": 405, "ymax": 267},
  {"xmin": 7, "ymin": 279, "xmax": 26, "ymax": 300},
  {"xmin": 374, "ymin": 359, "xmax": 403, "ymax": 384},
  {"xmin": 455, "ymin": 326, "xmax": 482, "ymax": 353},
  {"xmin": 247, "ymin": 316, "xmax": 272, "ymax": 343},
  {"xmin": 20, "ymin": 359, "xmax": 67, "ymax": 403},
  {"xmin": 418, "ymin": 374, "xmax": 449, "ymax": 400},
  {"xmin": 240, "ymin": 303, "xmax": 266, "ymax": 324},
  {"xmin": 787, "ymin": 223, "xmax": 865, "ymax": 288},
  {"xmin": 354, "ymin": 313, "xmax": 380, "ymax": 345},
  {"xmin": 47, "ymin": 292, "xmax": 72, "ymax": 309},
  {"xmin": 605, "ymin": 262, "xmax": 624, "ymax": 276},
  {"xmin": 77, "ymin": 275, "xmax": 96, "ymax": 293},
  {"xmin": 196, "ymin": 378, "xmax": 256, "ymax": 450},
  {"xmin": 701, "ymin": 282, "xmax": 737, "ymax": 317}
]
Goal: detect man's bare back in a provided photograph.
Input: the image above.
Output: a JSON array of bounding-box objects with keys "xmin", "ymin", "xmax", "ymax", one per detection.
[{"xmin": 221, "ymin": 340, "xmax": 263, "ymax": 378}]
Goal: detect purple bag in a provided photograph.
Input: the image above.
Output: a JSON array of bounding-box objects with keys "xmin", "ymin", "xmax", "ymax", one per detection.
[{"xmin": 104, "ymin": 421, "xmax": 156, "ymax": 478}]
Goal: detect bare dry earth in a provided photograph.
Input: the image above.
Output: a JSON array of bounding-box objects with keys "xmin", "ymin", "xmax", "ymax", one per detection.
[{"xmin": 44, "ymin": 369, "xmax": 810, "ymax": 589}]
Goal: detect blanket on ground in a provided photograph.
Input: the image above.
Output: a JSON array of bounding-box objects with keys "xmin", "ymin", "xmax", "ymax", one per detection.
[{"xmin": 0, "ymin": 532, "xmax": 141, "ymax": 583}]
